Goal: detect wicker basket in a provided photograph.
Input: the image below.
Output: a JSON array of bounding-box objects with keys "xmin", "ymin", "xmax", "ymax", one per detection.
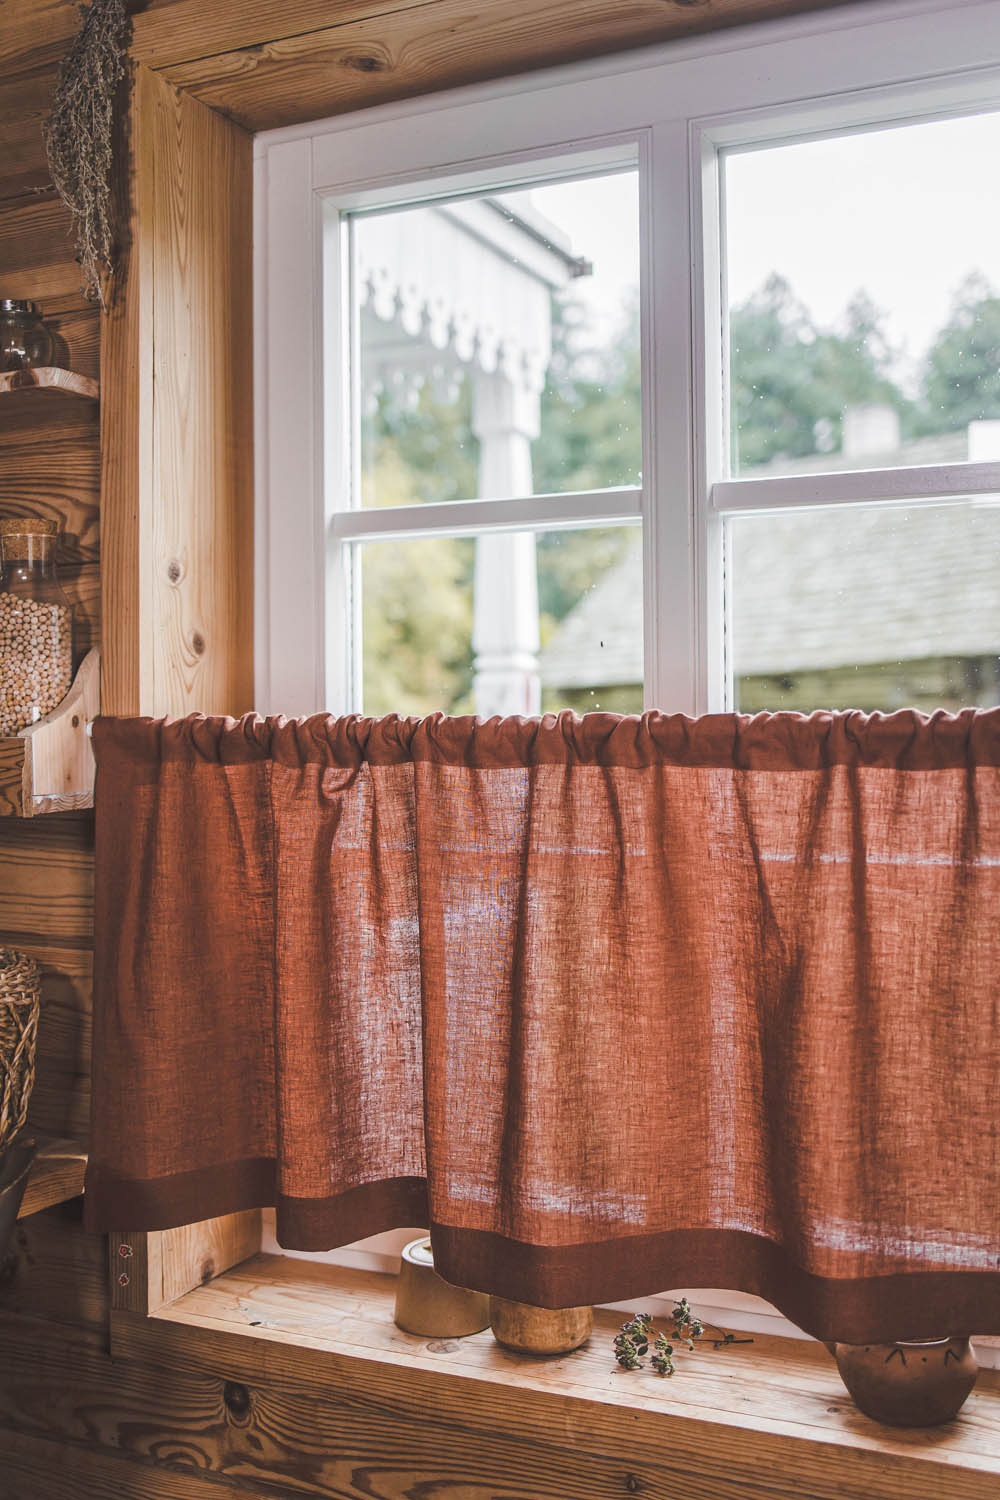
[{"xmin": 0, "ymin": 947, "xmax": 40, "ymax": 1153}]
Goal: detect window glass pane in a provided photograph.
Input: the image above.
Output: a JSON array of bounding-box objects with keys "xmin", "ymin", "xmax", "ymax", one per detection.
[
  {"xmin": 728, "ymin": 500, "xmax": 1000, "ymax": 713},
  {"xmin": 352, "ymin": 169, "xmax": 640, "ymax": 508},
  {"xmin": 724, "ymin": 112, "xmax": 1000, "ymax": 477},
  {"xmin": 358, "ymin": 525, "xmax": 642, "ymax": 717}
]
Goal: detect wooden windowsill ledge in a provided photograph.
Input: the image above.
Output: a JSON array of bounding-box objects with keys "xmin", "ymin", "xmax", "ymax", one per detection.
[{"xmin": 109, "ymin": 1253, "xmax": 1000, "ymax": 1500}]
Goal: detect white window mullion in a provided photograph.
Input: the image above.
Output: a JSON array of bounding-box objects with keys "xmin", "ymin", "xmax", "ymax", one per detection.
[
  {"xmin": 691, "ymin": 122, "xmax": 729, "ymax": 714},
  {"xmin": 713, "ymin": 461, "xmax": 1000, "ymax": 514},
  {"xmin": 323, "ymin": 200, "xmax": 354, "ymax": 715},
  {"xmin": 331, "ymin": 488, "xmax": 642, "ymax": 545},
  {"xmin": 645, "ymin": 120, "xmax": 699, "ymax": 716}
]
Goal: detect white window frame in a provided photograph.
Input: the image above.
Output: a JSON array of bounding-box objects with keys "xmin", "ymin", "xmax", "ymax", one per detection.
[
  {"xmin": 256, "ymin": 0, "xmax": 1000, "ymax": 723},
  {"xmin": 255, "ymin": 0, "xmax": 1000, "ymax": 1357}
]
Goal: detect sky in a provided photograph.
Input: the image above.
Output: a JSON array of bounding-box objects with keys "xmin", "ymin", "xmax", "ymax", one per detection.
[{"xmin": 500, "ymin": 107, "xmax": 1000, "ymax": 392}]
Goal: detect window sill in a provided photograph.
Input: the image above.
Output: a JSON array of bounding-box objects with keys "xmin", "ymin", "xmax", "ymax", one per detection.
[{"xmin": 109, "ymin": 1253, "xmax": 1000, "ymax": 1500}]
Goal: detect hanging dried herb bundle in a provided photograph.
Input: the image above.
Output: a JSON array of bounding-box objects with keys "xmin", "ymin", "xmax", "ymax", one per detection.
[{"xmin": 44, "ymin": 0, "xmax": 132, "ymax": 308}]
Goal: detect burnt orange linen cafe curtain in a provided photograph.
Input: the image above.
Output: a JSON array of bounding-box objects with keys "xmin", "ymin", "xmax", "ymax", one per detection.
[{"xmin": 84, "ymin": 709, "xmax": 1000, "ymax": 1343}]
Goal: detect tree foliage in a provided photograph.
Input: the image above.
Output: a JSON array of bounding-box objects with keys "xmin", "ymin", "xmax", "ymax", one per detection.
[
  {"xmin": 730, "ymin": 274, "xmax": 909, "ymax": 469},
  {"xmin": 917, "ymin": 273, "xmax": 1000, "ymax": 435},
  {"xmin": 362, "ymin": 269, "xmax": 1000, "ymax": 712}
]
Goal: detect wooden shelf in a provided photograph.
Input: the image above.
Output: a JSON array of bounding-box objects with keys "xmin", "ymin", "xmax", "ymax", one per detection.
[
  {"xmin": 0, "ymin": 366, "xmax": 98, "ymax": 399},
  {"xmin": 0, "ymin": 649, "xmax": 100, "ymax": 817},
  {"xmin": 0, "ymin": 367, "xmax": 99, "ymax": 426},
  {"xmin": 17, "ymin": 1135, "xmax": 88, "ymax": 1219}
]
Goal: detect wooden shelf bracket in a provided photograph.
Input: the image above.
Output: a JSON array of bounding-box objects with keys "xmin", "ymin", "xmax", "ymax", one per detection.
[{"xmin": 0, "ymin": 649, "xmax": 100, "ymax": 817}]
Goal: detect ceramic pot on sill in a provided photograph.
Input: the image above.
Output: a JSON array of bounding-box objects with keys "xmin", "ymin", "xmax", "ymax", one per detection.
[
  {"xmin": 489, "ymin": 1296, "xmax": 593, "ymax": 1355},
  {"xmin": 827, "ymin": 1336, "xmax": 978, "ymax": 1426}
]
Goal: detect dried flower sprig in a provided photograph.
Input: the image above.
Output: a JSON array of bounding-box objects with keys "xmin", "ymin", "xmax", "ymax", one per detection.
[
  {"xmin": 613, "ymin": 1312, "xmax": 652, "ymax": 1369},
  {"xmin": 44, "ymin": 0, "xmax": 132, "ymax": 307},
  {"xmin": 650, "ymin": 1331, "xmax": 675, "ymax": 1376},
  {"xmin": 612, "ymin": 1298, "xmax": 752, "ymax": 1376},
  {"xmin": 670, "ymin": 1296, "xmax": 704, "ymax": 1350}
]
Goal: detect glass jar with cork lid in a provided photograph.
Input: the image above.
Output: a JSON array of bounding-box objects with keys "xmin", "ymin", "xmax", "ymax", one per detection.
[{"xmin": 0, "ymin": 518, "xmax": 74, "ymax": 736}]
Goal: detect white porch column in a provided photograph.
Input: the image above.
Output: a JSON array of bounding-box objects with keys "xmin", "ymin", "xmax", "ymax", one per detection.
[{"xmin": 471, "ymin": 372, "xmax": 542, "ymax": 718}]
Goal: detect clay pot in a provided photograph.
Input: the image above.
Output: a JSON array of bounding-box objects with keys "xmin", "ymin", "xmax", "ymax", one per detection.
[
  {"xmin": 828, "ymin": 1337, "xmax": 978, "ymax": 1427},
  {"xmin": 393, "ymin": 1236, "xmax": 491, "ymax": 1337},
  {"xmin": 0, "ymin": 1140, "xmax": 35, "ymax": 1260},
  {"xmin": 489, "ymin": 1296, "xmax": 593, "ymax": 1355}
]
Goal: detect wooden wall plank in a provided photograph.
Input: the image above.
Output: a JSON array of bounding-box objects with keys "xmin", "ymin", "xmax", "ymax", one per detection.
[
  {"xmin": 0, "ymin": 1204, "xmax": 104, "ymax": 1334},
  {"xmin": 0, "ymin": 421, "xmax": 100, "ymax": 560},
  {"xmin": 0, "ymin": 1, "xmax": 92, "ymax": 79},
  {"xmin": 0, "ymin": 1313, "xmax": 237, "ymax": 1463},
  {"xmin": 0, "ymin": 1353, "xmax": 732, "ymax": 1500},
  {"xmin": 0, "ymin": 814, "xmax": 93, "ymax": 947},
  {"xmin": 4, "ymin": 1427, "xmax": 291, "ymax": 1500},
  {"xmin": 158, "ymin": 0, "xmax": 853, "ymax": 132},
  {"xmin": 132, "ymin": 0, "xmax": 429, "ymax": 69},
  {"xmin": 0, "ymin": 67, "xmax": 59, "ymax": 204},
  {"xmin": 0, "ymin": 197, "xmax": 87, "ymax": 306},
  {"xmin": 134, "ymin": 0, "xmax": 850, "ymax": 78}
]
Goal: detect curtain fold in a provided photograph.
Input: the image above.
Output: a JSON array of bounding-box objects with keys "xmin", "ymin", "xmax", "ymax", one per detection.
[{"xmin": 85, "ymin": 709, "xmax": 1000, "ymax": 1342}]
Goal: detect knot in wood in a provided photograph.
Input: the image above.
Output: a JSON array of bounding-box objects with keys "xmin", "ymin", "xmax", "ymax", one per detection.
[
  {"xmin": 191, "ymin": 631, "xmax": 206, "ymax": 656},
  {"xmin": 223, "ymin": 1381, "xmax": 251, "ymax": 1420},
  {"xmin": 343, "ymin": 53, "xmax": 388, "ymax": 72},
  {"xmin": 166, "ymin": 557, "xmax": 183, "ymax": 584},
  {"xmin": 625, "ymin": 1476, "xmax": 642, "ymax": 1493}
]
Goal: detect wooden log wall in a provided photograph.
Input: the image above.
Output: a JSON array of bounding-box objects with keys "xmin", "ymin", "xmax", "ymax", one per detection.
[
  {"xmin": 0, "ymin": 5, "xmax": 105, "ymax": 1488},
  {"xmin": 0, "ymin": 2, "xmax": 875, "ymax": 1498},
  {"xmin": 0, "ymin": 0, "xmax": 100, "ymax": 1155}
]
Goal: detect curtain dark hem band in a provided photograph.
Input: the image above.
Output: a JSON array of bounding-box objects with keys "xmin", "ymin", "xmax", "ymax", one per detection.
[
  {"xmin": 82, "ymin": 1162, "xmax": 1000, "ymax": 1345},
  {"xmin": 83, "ymin": 1159, "xmax": 278, "ymax": 1233},
  {"xmin": 431, "ymin": 1221, "xmax": 1000, "ymax": 1345},
  {"xmin": 83, "ymin": 1161, "xmax": 431, "ymax": 1247}
]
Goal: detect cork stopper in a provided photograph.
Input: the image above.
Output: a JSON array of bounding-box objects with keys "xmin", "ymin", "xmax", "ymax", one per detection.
[
  {"xmin": 0, "ymin": 518, "xmax": 58, "ymax": 537},
  {"xmin": 0, "ymin": 518, "xmax": 58, "ymax": 562}
]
